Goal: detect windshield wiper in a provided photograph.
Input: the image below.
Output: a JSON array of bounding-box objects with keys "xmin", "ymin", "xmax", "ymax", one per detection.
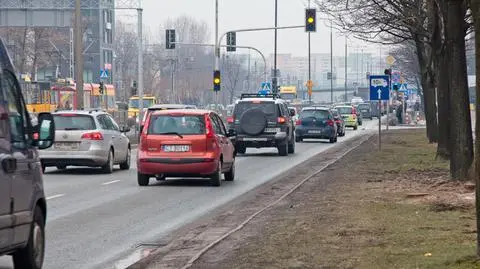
[{"xmin": 158, "ymin": 132, "xmax": 184, "ymax": 139}]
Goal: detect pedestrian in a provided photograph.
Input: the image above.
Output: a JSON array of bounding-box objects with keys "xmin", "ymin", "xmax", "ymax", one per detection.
[
  {"xmin": 396, "ymin": 102, "xmax": 403, "ymax": 124},
  {"xmin": 414, "ymin": 100, "xmax": 420, "ymax": 112}
]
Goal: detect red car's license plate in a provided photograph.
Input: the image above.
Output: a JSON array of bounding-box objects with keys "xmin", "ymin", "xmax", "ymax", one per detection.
[{"xmin": 162, "ymin": 145, "xmax": 190, "ymax": 152}]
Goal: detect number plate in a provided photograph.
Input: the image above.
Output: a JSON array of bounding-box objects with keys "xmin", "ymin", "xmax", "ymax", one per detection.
[
  {"xmin": 264, "ymin": 128, "xmax": 280, "ymax": 133},
  {"xmin": 55, "ymin": 142, "xmax": 79, "ymax": 150},
  {"xmin": 162, "ymin": 145, "xmax": 190, "ymax": 152},
  {"xmin": 361, "ymin": 109, "xmax": 368, "ymax": 112},
  {"xmin": 308, "ymin": 130, "xmax": 322, "ymax": 134}
]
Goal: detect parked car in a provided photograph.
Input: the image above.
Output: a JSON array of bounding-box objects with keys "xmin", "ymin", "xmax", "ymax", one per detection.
[
  {"xmin": 331, "ymin": 108, "xmax": 346, "ymax": 137},
  {"xmin": 40, "ymin": 109, "xmax": 131, "ymax": 173},
  {"xmin": 229, "ymin": 93, "xmax": 295, "ymax": 156},
  {"xmin": 295, "ymin": 106, "xmax": 338, "ymax": 143},
  {"xmin": 137, "ymin": 109, "xmax": 236, "ymax": 186},
  {"xmin": 335, "ymin": 105, "xmax": 358, "ymax": 130},
  {"xmin": 0, "ymin": 38, "xmax": 56, "ymax": 269}
]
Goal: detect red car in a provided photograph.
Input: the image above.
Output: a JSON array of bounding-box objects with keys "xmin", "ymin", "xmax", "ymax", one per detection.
[{"xmin": 137, "ymin": 109, "xmax": 236, "ymax": 186}]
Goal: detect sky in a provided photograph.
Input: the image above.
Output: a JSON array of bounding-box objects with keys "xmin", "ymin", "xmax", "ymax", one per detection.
[{"xmin": 118, "ymin": 0, "xmax": 382, "ymax": 58}]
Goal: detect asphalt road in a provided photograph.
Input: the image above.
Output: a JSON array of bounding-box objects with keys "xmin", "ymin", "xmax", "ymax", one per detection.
[{"xmin": 0, "ymin": 120, "xmax": 378, "ymax": 269}]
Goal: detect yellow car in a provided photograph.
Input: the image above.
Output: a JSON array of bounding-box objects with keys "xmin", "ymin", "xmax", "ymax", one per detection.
[{"xmin": 335, "ymin": 105, "xmax": 358, "ymax": 130}]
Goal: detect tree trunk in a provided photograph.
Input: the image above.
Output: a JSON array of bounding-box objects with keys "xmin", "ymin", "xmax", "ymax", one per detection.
[
  {"xmin": 415, "ymin": 36, "xmax": 438, "ymax": 142},
  {"xmin": 468, "ymin": 0, "xmax": 480, "ymax": 257},
  {"xmin": 446, "ymin": 0, "xmax": 473, "ymax": 180},
  {"xmin": 432, "ymin": 1, "xmax": 450, "ymax": 159}
]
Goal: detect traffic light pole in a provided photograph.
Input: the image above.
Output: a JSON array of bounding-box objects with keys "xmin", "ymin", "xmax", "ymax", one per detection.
[
  {"xmin": 137, "ymin": 8, "xmax": 144, "ymax": 125},
  {"xmin": 308, "ymin": 32, "xmax": 311, "ymax": 103},
  {"xmin": 274, "ymin": 0, "xmax": 278, "ymax": 94},
  {"xmin": 174, "ymin": 42, "xmax": 267, "ymax": 82}
]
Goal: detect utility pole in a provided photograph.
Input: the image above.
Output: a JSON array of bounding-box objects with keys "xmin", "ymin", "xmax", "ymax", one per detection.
[
  {"xmin": 74, "ymin": 0, "xmax": 84, "ymax": 109},
  {"xmin": 344, "ymin": 36, "xmax": 348, "ymax": 102},
  {"xmin": 330, "ymin": 21, "xmax": 333, "ymax": 103},
  {"xmin": 215, "ymin": 0, "xmax": 219, "ymax": 105},
  {"xmin": 273, "ymin": 0, "xmax": 278, "ymax": 94},
  {"xmin": 247, "ymin": 53, "xmax": 251, "ymax": 91},
  {"xmin": 170, "ymin": 59, "xmax": 176, "ymax": 103},
  {"xmin": 308, "ymin": 0, "xmax": 311, "ymax": 103},
  {"xmin": 137, "ymin": 8, "xmax": 144, "ymax": 124}
]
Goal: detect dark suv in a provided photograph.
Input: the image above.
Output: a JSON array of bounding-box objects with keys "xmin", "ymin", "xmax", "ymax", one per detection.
[
  {"xmin": 229, "ymin": 93, "xmax": 295, "ymax": 156},
  {"xmin": 0, "ymin": 39, "xmax": 56, "ymax": 269}
]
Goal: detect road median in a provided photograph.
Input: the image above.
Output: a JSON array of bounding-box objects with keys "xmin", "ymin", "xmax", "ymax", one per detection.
[{"xmin": 127, "ymin": 131, "xmax": 374, "ymax": 269}]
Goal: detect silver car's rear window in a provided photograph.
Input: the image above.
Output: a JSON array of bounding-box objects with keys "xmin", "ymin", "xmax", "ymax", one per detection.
[{"xmin": 53, "ymin": 114, "xmax": 96, "ymax": 130}]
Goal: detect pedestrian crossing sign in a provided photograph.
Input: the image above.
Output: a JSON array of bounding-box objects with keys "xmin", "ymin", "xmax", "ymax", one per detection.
[{"xmin": 100, "ymin": 69, "xmax": 109, "ymax": 79}]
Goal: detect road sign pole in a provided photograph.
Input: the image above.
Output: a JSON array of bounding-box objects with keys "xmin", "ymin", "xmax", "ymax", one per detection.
[{"xmin": 379, "ymin": 99, "xmax": 381, "ymax": 150}]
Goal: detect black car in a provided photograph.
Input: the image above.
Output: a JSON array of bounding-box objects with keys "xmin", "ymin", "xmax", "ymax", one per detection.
[
  {"xmin": 357, "ymin": 103, "xmax": 372, "ymax": 120},
  {"xmin": 331, "ymin": 108, "xmax": 346, "ymax": 137},
  {"xmin": 230, "ymin": 93, "xmax": 295, "ymax": 156},
  {"xmin": 295, "ymin": 106, "xmax": 338, "ymax": 143}
]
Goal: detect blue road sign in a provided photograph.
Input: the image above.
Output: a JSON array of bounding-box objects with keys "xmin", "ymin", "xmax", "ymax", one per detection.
[
  {"xmin": 369, "ymin": 75, "xmax": 390, "ymax": 101},
  {"xmin": 100, "ymin": 69, "xmax": 109, "ymax": 79},
  {"xmin": 261, "ymin": 82, "xmax": 271, "ymax": 91}
]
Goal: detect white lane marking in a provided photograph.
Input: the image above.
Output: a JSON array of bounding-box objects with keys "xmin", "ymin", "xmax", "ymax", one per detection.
[
  {"xmin": 46, "ymin": 194, "xmax": 65, "ymax": 200},
  {"xmin": 102, "ymin": 180, "xmax": 121, "ymax": 185}
]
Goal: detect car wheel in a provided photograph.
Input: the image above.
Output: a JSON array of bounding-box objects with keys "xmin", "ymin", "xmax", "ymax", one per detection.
[
  {"xmin": 224, "ymin": 160, "xmax": 235, "ymax": 181},
  {"xmin": 236, "ymin": 144, "xmax": 246, "ymax": 154},
  {"xmin": 12, "ymin": 206, "xmax": 45, "ymax": 269},
  {"xmin": 329, "ymin": 136, "xmax": 335, "ymax": 143},
  {"xmin": 120, "ymin": 147, "xmax": 131, "ymax": 170},
  {"xmin": 278, "ymin": 141, "xmax": 288, "ymax": 156},
  {"xmin": 334, "ymin": 135, "xmax": 338, "ymax": 143},
  {"xmin": 56, "ymin": 165, "xmax": 66, "ymax": 170},
  {"xmin": 102, "ymin": 149, "xmax": 114, "ymax": 174},
  {"xmin": 137, "ymin": 172, "xmax": 150, "ymax": 186},
  {"xmin": 295, "ymin": 136, "xmax": 302, "ymax": 143},
  {"xmin": 156, "ymin": 174, "xmax": 166, "ymax": 181},
  {"xmin": 210, "ymin": 162, "xmax": 222, "ymax": 186},
  {"xmin": 353, "ymin": 125, "xmax": 358, "ymax": 130},
  {"xmin": 288, "ymin": 138, "xmax": 295, "ymax": 154},
  {"xmin": 41, "ymin": 164, "xmax": 46, "ymax": 174}
]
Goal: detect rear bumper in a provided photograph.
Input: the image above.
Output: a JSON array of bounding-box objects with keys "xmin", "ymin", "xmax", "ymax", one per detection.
[
  {"xmin": 137, "ymin": 158, "xmax": 218, "ymax": 176},
  {"xmin": 295, "ymin": 126, "xmax": 335, "ymax": 139},
  {"xmin": 40, "ymin": 149, "xmax": 109, "ymax": 166},
  {"xmin": 344, "ymin": 120, "xmax": 358, "ymax": 127},
  {"xmin": 235, "ymin": 132, "xmax": 288, "ymax": 148}
]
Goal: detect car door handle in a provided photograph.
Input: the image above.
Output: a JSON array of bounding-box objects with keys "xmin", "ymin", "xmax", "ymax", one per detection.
[{"xmin": 1, "ymin": 155, "xmax": 16, "ymax": 174}]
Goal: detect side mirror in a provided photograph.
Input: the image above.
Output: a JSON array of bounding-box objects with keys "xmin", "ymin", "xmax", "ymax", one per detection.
[
  {"xmin": 120, "ymin": 126, "xmax": 131, "ymax": 133},
  {"xmin": 35, "ymin": 112, "xmax": 55, "ymax": 150},
  {"xmin": 227, "ymin": 129, "xmax": 236, "ymax": 138},
  {"xmin": 289, "ymin": 108, "xmax": 296, "ymax": 117}
]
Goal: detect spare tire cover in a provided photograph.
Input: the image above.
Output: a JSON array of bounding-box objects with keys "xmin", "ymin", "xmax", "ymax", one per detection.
[{"xmin": 240, "ymin": 108, "xmax": 267, "ymax": 135}]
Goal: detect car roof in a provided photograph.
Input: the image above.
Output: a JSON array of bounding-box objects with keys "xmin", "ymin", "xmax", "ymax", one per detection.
[
  {"xmin": 302, "ymin": 106, "xmax": 330, "ymax": 111},
  {"xmin": 151, "ymin": 109, "xmax": 211, "ymax": 116},
  {"xmin": 334, "ymin": 105, "xmax": 353, "ymax": 108},
  {"xmin": 53, "ymin": 109, "xmax": 107, "ymax": 115},
  {"xmin": 148, "ymin": 104, "xmax": 195, "ymax": 110}
]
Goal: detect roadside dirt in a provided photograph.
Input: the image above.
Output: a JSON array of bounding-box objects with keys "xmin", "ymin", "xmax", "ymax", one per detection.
[
  {"xmin": 187, "ymin": 129, "xmax": 478, "ymax": 269},
  {"xmin": 128, "ymin": 130, "xmax": 374, "ymax": 269}
]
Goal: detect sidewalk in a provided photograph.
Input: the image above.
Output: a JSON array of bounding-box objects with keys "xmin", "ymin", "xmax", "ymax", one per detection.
[{"xmin": 187, "ymin": 130, "xmax": 478, "ymax": 269}]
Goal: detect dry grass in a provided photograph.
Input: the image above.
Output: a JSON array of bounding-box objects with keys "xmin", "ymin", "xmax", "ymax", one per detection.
[{"xmin": 191, "ymin": 129, "xmax": 479, "ymax": 269}]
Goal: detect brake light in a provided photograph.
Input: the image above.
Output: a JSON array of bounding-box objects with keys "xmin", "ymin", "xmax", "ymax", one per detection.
[
  {"xmin": 296, "ymin": 119, "xmax": 302, "ymax": 125},
  {"xmin": 205, "ymin": 115, "xmax": 215, "ymax": 138},
  {"xmin": 81, "ymin": 132, "xmax": 104, "ymax": 140},
  {"xmin": 277, "ymin": 117, "xmax": 286, "ymax": 124},
  {"xmin": 327, "ymin": 119, "xmax": 334, "ymax": 126},
  {"xmin": 227, "ymin": 116, "xmax": 234, "ymax": 123}
]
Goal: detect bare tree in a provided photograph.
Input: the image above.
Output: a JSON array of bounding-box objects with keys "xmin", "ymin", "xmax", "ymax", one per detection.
[{"xmin": 222, "ymin": 55, "xmax": 247, "ymax": 104}]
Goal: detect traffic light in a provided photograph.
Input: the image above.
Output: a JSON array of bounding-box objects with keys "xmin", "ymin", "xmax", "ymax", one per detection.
[
  {"xmin": 213, "ymin": 70, "xmax": 221, "ymax": 92},
  {"xmin": 226, "ymin": 32, "xmax": 236, "ymax": 52},
  {"xmin": 166, "ymin": 29, "xmax": 176, "ymax": 49},
  {"xmin": 305, "ymin": 9, "xmax": 316, "ymax": 32},
  {"xmin": 131, "ymin": 80, "xmax": 137, "ymax": 96},
  {"xmin": 99, "ymin": 81, "xmax": 105, "ymax": 95}
]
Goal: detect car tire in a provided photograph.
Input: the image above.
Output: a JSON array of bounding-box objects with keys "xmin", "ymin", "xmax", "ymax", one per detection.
[
  {"xmin": 137, "ymin": 172, "xmax": 150, "ymax": 186},
  {"xmin": 278, "ymin": 141, "xmax": 288, "ymax": 156},
  {"xmin": 295, "ymin": 136, "xmax": 302, "ymax": 143},
  {"xmin": 12, "ymin": 206, "xmax": 45, "ymax": 269},
  {"xmin": 41, "ymin": 164, "xmax": 46, "ymax": 174},
  {"xmin": 102, "ymin": 149, "xmax": 114, "ymax": 174},
  {"xmin": 56, "ymin": 165, "xmax": 66, "ymax": 170},
  {"xmin": 353, "ymin": 125, "xmax": 358, "ymax": 130},
  {"xmin": 120, "ymin": 147, "xmax": 131, "ymax": 170},
  {"xmin": 210, "ymin": 162, "xmax": 222, "ymax": 186},
  {"xmin": 288, "ymin": 138, "xmax": 295, "ymax": 154},
  {"xmin": 224, "ymin": 161, "xmax": 235, "ymax": 181},
  {"xmin": 156, "ymin": 174, "xmax": 166, "ymax": 181},
  {"xmin": 236, "ymin": 145, "xmax": 246, "ymax": 154}
]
